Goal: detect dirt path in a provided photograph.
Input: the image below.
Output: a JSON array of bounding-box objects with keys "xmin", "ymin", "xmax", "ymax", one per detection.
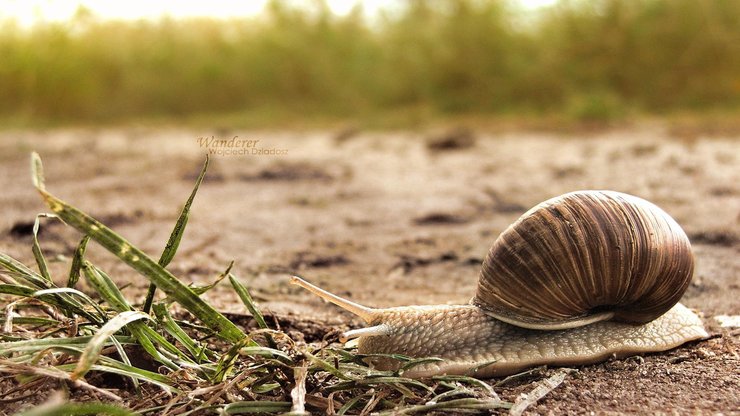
[{"xmin": 0, "ymin": 125, "xmax": 738, "ymax": 413}]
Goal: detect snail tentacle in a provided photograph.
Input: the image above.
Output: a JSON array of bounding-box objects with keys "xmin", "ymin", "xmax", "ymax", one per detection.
[
  {"xmin": 291, "ymin": 275, "xmax": 379, "ymax": 323},
  {"xmin": 341, "ymin": 324, "xmax": 392, "ymax": 341}
]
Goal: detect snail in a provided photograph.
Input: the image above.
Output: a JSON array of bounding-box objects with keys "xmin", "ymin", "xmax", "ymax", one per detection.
[{"xmin": 291, "ymin": 190, "xmax": 708, "ymax": 378}]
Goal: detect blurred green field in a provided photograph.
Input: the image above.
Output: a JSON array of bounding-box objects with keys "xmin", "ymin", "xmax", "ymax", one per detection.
[{"xmin": 1, "ymin": 0, "xmax": 739, "ymax": 128}]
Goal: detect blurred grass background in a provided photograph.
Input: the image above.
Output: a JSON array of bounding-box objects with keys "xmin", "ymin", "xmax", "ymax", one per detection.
[{"xmin": 1, "ymin": 0, "xmax": 739, "ymax": 128}]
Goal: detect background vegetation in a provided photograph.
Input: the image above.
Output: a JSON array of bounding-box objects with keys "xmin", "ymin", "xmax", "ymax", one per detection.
[{"xmin": 1, "ymin": 0, "xmax": 739, "ymax": 127}]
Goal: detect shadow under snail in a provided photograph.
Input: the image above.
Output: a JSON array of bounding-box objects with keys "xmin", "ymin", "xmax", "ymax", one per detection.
[{"xmin": 291, "ymin": 190, "xmax": 707, "ymax": 378}]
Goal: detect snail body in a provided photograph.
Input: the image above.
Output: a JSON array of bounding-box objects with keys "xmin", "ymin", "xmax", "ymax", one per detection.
[{"xmin": 292, "ymin": 190, "xmax": 707, "ymax": 378}]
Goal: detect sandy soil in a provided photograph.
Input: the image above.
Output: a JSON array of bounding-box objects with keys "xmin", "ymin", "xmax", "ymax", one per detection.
[{"xmin": 0, "ymin": 125, "xmax": 738, "ymax": 414}]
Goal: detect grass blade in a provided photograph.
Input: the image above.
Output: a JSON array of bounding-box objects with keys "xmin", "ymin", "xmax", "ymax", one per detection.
[
  {"xmin": 31, "ymin": 214, "xmax": 55, "ymax": 283},
  {"xmin": 302, "ymin": 349, "xmax": 352, "ymax": 380},
  {"xmin": 108, "ymin": 333, "xmax": 141, "ymax": 393},
  {"xmin": 213, "ymin": 337, "xmax": 257, "ymax": 382},
  {"xmin": 72, "ymin": 310, "xmax": 150, "ymax": 380},
  {"xmin": 239, "ymin": 346, "xmax": 294, "ymax": 364},
  {"xmin": 378, "ymin": 398, "xmax": 511, "ymax": 415},
  {"xmin": 89, "ymin": 363, "xmax": 174, "ymax": 394},
  {"xmin": 0, "ymin": 335, "xmax": 135, "ymax": 355},
  {"xmin": 228, "ymin": 270, "xmax": 278, "ymax": 349},
  {"xmin": 143, "ymin": 155, "xmax": 209, "ymax": 313},
  {"xmin": 0, "ymin": 315, "xmax": 60, "ymax": 328},
  {"xmin": 152, "ymin": 302, "xmax": 215, "ymax": 361},
  {"xmin": 228, "ymin": 273, "xmax": 268, "ymax": 330},
  {"xmin": 33, "ymin": 287, "xmax": 107, "ymax": 320},
  {"xmin": 83, "ymin": 263, "xmax": 184, "ymax": 368},
  {"xmin": 494, "ymin": 366, "xmax": 546, "ymax": 387},
  {"xmin": 427, "ymin": 388, "xmax": 473, "ymax": 403},
  {"xmin": 328, "ymin": 376, "xmax": 434, "ymax": 394},
  {"xmin": 0, "ymin": 284, "xmax": 102, "ymax": 324},
  {"xmin": 398, "ymin": 357, "xmax": 444, "ymax": 375},
  {"xmin": 432, "ymin": 375, "xmax": 499, "ymax": 399},
  {"xmin": 0, "ymin": 252, "xmax": 51, "ymax": 289},
  {"xmin": 0, "ymin": 284, "xmax": 39, "ymax": 297},
  {"xmin": 223, "ymin": 401, "xmax": 291, "ymax": 414},
  {"xmin": 16, "ymin": 401, "xmax": 137, "ymax": 416},
  {"xmin": 68, "ymin": 235, "xmax": 90, "ymax": 288},
  {"xmin": 82, "ymin": 262, "xmax": 131, "ymax": 312},
  {"xmin": 0, "ymin": 255, "xmax": 104, "ymax": 325},
  {"xmin": 160, "ymin": 155, "xmax": 209, "ymax": 268},
  {"xmin": 31, "ymin": 152, "xmax": 245, "ymax": 343},
  {"xmin": 188, "ymin": 262, "xmax": 230, "ymax": 296},
  {"xmin": 35, "ymin": 345, "xmax": 177, "ymax": 393},
  {"xmin": 337, "ymin": 395, "xmax": 365, "ymax": 415},
  {"xmin": 56, "ymin": 359, "xmax": 177, "ymax": 394}
]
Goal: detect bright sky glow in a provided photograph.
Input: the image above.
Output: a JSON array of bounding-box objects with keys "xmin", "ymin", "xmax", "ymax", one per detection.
[{"xmin": 0, "ymin": 0, "xmax": 559, "ymax": 26}]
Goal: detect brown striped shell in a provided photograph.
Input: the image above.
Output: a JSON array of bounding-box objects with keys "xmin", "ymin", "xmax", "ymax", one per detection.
[{"xmin": 472, "ymin": 190, "xmax": 694, "ymax": 330}]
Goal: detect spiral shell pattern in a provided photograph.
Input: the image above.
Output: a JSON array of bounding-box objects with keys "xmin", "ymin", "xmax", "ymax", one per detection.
[{"xmin": 473, "ymin": 190, "xmax": 694, "ymax": 329}]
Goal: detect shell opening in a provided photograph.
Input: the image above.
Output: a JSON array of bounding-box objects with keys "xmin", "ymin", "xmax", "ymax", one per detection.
[{"xmin": 476, "ymin": 302, "xmax": 616, "ymax": 330}]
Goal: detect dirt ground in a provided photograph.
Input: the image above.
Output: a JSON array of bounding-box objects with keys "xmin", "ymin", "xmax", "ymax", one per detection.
[{"xmin": 0, "ymin": 124, "xmax": 738, "ymax": 414}]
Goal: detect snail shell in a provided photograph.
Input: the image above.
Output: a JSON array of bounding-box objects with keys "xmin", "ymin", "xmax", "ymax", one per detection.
[
  {"xmin": 292, "ymin": 190, "xmax": 706, "ymax": 378},
  {"xmin": 474, "ymin": 190, "xmax": 694, "ymax": 330}
]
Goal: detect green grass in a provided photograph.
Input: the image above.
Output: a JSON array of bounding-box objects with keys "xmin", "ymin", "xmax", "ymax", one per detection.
[
  {"xmin": 0, "ymin": 0, "xmax": 739, "ymax": 128},
  {"xmin": 0, "ymin": 153, "xmax": 516, "ymax": 414}
]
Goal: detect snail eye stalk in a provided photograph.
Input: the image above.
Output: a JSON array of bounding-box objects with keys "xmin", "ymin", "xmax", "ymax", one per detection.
[{"xmin": 291, "ymin": 275, "xmax": 379, "ymax": 323}]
